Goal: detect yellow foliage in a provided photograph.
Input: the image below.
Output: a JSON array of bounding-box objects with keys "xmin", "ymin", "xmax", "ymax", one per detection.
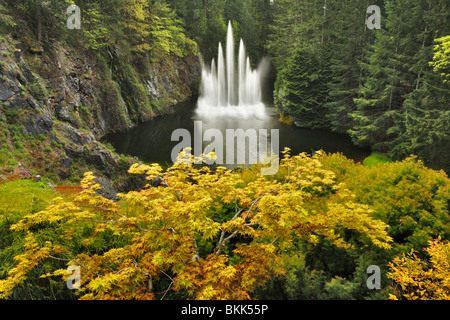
[
  {"xmin": 388, "ymin": 238, "xmax": 450, "ymax": 300},
  {"xmin": 0, "ymin": 150, "xmax": 394, "ymax": 300},
  {"xmin": 0, "ymin": 233, "xmax": 50, "ymax": 299}
]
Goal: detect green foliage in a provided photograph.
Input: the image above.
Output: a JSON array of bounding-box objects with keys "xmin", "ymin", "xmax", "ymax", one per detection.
[
  {"xmin": 363, "ymin": 153, "xmax": 391, "ymax": 167},
  {"xmin": 148, "ymin": 1, "xmax": 198, "ymax": 60},
  {"xmin": 82, "ymin": 5, "xmax": 109, "ymax": 51},
  {"xmin": 0, "ymin": 179, "xmax": 75, "ymax": 300},
  {"xmin": 115, "ymin": 61, "xmax": 153, "ymax": 122},
  {"xmin": 269, "ymin": 0, "xmax": 449, "ymax": 173},
  {"xmin": 274, "ymin": 48, "xmax": 331, "ymax": 129},
  {"xmin": 430, "ymin": 36, "xmax": 450, "ymax": 84},
  {"xmin": 167, "ymin": 0, "xmax": 270, "ymax": 62},
  {"xmin": 266, "ymin": 0, "xmax": 304, "ymax": 70},
  {"xmin": 0, "ymin": 2, "xmax": 16, "ymax": 30},
  {"xmin": 28, "ymin": 82, "xmax": 48, "ymax": 104},
  {"xmin": 99, "ymin": 79, "xmax": 132, "ymax": 131},
  {"xmin": 321, "ymin": 153, "xmax": 450, "ymax": 256}
]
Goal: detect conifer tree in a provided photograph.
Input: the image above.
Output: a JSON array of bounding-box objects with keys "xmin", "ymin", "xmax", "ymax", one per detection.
[
  {"xmin": 325, "ymin": 0, "xmax": 381, "ymax": 134},
  {"xmin": 274, "ymin": 47, "xmax": 331, "ymax": 129},
  {"xmin": 266, "ymin": 0, "xmax": 305, "ymax": 70},
  {"xmin": 350, "ymin": 0, "xmax": 428, "ymax": 150},
  {"xmin": 387, "ymin": 0, "xmax": 449, "ymax": 172}
]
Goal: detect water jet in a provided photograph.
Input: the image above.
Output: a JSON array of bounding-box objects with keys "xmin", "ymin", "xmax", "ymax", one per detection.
[{"xmin": 196, "ymin": 21, "xmax": 267, "ymax": 120}]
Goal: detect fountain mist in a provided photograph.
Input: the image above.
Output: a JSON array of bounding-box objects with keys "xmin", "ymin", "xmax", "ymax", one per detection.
[{"xmin": 196, "ymin": 21, "xmax": 266, "ymax": 119}]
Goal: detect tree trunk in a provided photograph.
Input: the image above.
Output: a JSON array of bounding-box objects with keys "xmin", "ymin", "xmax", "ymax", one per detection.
[
  {"xmin": 36, "ymin": 0, "xmax": 42, "ymax": 45},
  {"xmin": 321, "ymin": 0, "xmax": 327, "ymax": 46}
]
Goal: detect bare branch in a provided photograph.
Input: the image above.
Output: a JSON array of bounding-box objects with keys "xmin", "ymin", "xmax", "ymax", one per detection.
[
  {"xmin": 215, "ymin": 187, "xmax": 281, "ymax": 256},
  {"xmin": 243, "ymin": 187, "xmax": 281, "ymax": 220},
  {"xmin": 160, "ymin": 281, "xmax": 174, "ymax": 300},
  {"xmin": 192, "ymin": 237, "xmax": 200, "ymax": 261},
  {"xmin": 160, "ymin": 270, "xmax": 175, "ymax": 300},
  {"xmin": 215, "ymin": 230, "xmax": 227, "ymax": 256},
  {"xmin": 244, "ymin": 223, "xmax": 261, "ymax": 227},
  {"xmin": 160, "ymin": 177, "xmax": 183, "ymax": 201}
]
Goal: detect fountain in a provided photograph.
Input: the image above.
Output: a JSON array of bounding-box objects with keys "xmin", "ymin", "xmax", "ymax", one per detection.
[{"xmin": 196, "ymin": 21, "xmax": 267, "ymax": 120}]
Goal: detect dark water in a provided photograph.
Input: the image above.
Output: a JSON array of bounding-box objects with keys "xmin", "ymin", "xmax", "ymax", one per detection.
[{"xmin": 103, "ymin": 100, "xmax": 370, "ymax": 167}]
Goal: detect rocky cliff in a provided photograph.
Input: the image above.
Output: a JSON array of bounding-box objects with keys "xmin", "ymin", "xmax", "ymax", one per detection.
[{"xmin": 0, "ymin": 34, "xmax": 200, "ymax": 193}]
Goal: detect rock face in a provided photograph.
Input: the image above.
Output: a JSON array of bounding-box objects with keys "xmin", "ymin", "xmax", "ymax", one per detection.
[
  {"xmin": 0, "ymin": 35, "xmax": 200, "ymax": 193},
  {"xmin": 24, "ymin": 115, "xmax": 53, "ymax": 136},
  {"xmin": 0, "ymin": 76, "xmax": 20, "ymax": 101}
]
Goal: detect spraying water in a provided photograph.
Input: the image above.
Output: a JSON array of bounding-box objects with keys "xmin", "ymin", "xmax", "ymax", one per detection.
[{"xmin": 196, "ymin": 21, "xmax": 267, "ymax": 119}]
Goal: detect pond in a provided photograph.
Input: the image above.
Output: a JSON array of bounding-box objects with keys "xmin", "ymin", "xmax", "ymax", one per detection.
[{"xmin": 103, "ymin": 99, "xmax": 370, "ymax": 169}]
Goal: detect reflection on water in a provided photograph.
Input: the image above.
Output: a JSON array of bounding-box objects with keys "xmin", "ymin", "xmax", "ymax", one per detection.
[{"xmin": 103, "ymin": 100, "xmax": 370, "ymax": 167}]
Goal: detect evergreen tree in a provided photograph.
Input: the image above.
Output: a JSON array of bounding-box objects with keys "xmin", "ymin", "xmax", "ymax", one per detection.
[
  {"xmin": 167, "ymin": 0, "xmax": 227, "ymax": 61},
  {"xmin": 325, "ymin": 0, "xmax": 382, "ymax": 135},
  {"xmin": 225, "ymin": 0, "xmax": 260, "ymax": 62},
  {"xmin": 274, "ymin": 47, "xmax": 331, "ymax": 129},
  {"xmin": 389, "ymin": 0, "xmax": 450, "ymax": 172},
  {"xmin": 350, "ymin": 0, "xmax": 428, "ymax": 150},
  {"xmin": 266, "ymin": 0, "xmax": 305, "ymax": 70},
  {"xmin": 251, "ymin": 0, "xmax": 275, "ymax": 58},
  {"xmin": 390, "ymin": 79, "xmax": 450, "ymax": 173}
]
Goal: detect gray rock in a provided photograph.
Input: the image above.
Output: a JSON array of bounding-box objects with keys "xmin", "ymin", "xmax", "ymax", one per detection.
[
  {"xmin": 90, "ymin": 152, "xmax": 107, "ymax": 169},
  {"xmin": 14, "ymin": 50, "xmax": 37, "ymax": 84},
  {"xmin": 94, "ymin": 176, "xmax": 120, "ymax": 201},
  {"xmin": 82, "ymin": 133, "xmax": 94, "ymax": 145},
  {"xmin": 55, "ymin": 104, "xmax": 72, "ymax": 121},
  {"xmin": 24, "ymin": 115, "xmax": 53, "ymax": 135},
  {"xmin": 0, "ymin": 78, "xmax": 19, "ymax": 101},
  {"xmin": 60, "ymin": 157, "xmax": 71, "ymax": 169},
  {"xmin": 146, "ymin": 80, "xmax": 159, "ymax": 97},
  {"xmin": 26, "ymin": 97, "xmax": 41, "ymax": 110},
  {"xmin": 63, "ymin": 125, "xmax": 83, "ymax": 144},
  {"xmin": 9, "ymin": 94, "xmax": 29, "ymax": 109},
  {"xmin": 63, "ymin": 142, "xmax": 84, "ymax": 159},
  {"xmin": 57, "ymin": 168, "xmax": 70, "ymax": 180},
  {"xmin": 13, "ymin": 49, "xmax": 22, "ymax": 62}
]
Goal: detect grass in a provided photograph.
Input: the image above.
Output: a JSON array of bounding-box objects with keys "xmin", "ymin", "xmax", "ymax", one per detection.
[
  {"xmin": 363, "ymin": 152, "xmax": 391, "ymax": 167},
  {"xmin": 0, "ymin": 179, "xmax": 57, "ymax": 218},
  {"xmin": 0, "ymin": 179, "xmax": 76, "ymax": 300}
]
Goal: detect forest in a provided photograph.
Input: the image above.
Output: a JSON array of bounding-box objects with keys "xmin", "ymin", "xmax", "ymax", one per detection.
[
  {"xmin": 0, "ymin": 0, "xmax": 449, "ymax": 301},
  {"xmin": 270, "ymin": 0, "xmax": 449, "ymax": 174}
]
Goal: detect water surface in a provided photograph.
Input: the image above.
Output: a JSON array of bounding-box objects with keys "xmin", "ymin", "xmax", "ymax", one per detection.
[{"xmin": 103, "ymin": 100, "xmax": 370, "ymax": 167}]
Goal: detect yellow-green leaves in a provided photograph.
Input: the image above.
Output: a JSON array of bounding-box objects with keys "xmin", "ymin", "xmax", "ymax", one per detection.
[
  {"xmin": 430, "ymin": 36, "xmax": 450, "ymax": 84},
  {"xmin": 1, "ymin": 151, "xmax": 396, "ymax": 300},
  {"xmin": 0, "ymin": 233, "xmax": 50, "ymax": 299},
  {"xmin": 388, "ymin": 238, "xmax": 450, "ymax": 300}
]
